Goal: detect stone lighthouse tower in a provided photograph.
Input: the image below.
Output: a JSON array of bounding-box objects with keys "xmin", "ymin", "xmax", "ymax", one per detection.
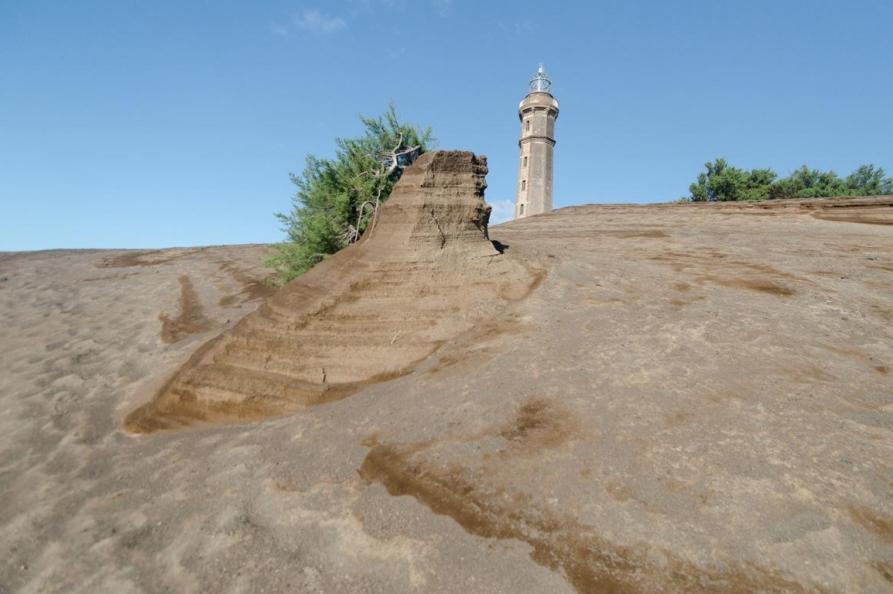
[{"xmin": 515, "ymin": 64, "xmax": 559, "ymax": 219}]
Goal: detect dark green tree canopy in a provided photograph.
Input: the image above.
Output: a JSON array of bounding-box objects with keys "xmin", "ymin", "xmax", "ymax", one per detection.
[
  {"xmin": 687, "ymin": 159, "xmax": 892, "ymax": 202},
  {"xmin": 268, "ymin": 105, "xmax": 434, "ymax": 283}
]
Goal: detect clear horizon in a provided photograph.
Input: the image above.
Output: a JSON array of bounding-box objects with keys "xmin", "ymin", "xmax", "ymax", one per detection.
[{"xmin": 2, "ymin": 0, "xmax": 891, "ymax": 251}]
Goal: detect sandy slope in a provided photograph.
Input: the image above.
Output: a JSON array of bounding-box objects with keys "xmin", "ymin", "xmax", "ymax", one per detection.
[{"xmin": 1, "ymin": 184, "xmax": 892, "ymax": 592}]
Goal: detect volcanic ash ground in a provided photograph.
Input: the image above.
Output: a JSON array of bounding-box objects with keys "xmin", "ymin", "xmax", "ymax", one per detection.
[{"xmin": 1, "ymin": 157, "xmax": 892, "ymax": 592}]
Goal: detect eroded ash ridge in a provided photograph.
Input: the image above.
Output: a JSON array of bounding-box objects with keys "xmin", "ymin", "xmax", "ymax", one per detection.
[{"xmin": 125, "ymin": 151, "xmax": 536, "ymax": 433}]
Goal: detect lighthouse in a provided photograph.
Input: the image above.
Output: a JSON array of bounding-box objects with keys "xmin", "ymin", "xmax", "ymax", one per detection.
[{"xmin": 514, "ymin": 64, "xmax": 559, "ymax": 219}]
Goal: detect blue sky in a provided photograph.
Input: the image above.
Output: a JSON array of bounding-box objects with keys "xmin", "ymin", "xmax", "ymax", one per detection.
[{"xmin": 2, "ymin": 0, "xmax": 891, "ymax": 250}]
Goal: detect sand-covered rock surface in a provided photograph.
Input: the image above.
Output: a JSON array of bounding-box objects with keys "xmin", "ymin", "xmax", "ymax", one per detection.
[{"xmin": 1, "ymin": 180, "xmax": 892, "ymax": 591}]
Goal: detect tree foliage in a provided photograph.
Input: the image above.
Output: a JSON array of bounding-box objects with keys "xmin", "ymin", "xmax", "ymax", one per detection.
[
  {"xmin": 846, "ymin": 164, "xmax": 893, "ymax": 196},
  {"xmin": 687, "ymin": 159, "xmax": 892, "ymax": 202},
  {"xmin": 688, "ymin": 159, "xmax": 777, "ymax": 202},
  {"xmin": 267, "ymin": 105, "xmax": 434, "ymax": 283}
]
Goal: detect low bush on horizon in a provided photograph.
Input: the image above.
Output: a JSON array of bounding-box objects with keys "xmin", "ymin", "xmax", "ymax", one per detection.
[
  {"xmin": 267, "ymin": 104, "xmax": 434, "ymax": 284},
  {"xmin": 685, "ymin": 159, "xmax": 892, "ymax": 202}
]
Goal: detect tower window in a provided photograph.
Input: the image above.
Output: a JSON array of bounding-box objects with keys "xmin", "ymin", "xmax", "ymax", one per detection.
[
  {"xmin": 523, "ymin": 156, "xmax": 528, "ymax": 167},
  {"xmin": 526, "ymin": 120, "xmax": 530, "ymax": 132},
  {"xmin": 520, "ymin": 204, "xmax": 525, "ymax": 215},
  {"xmin": 521, "ymin": 180, "xmax": 526, "ymax": 191}
]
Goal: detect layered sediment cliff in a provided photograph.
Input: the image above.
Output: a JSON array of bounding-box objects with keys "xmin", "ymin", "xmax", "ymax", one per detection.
[{"xmin": 125, "ymin": 151, "xmax": 536, "ymax": 433}]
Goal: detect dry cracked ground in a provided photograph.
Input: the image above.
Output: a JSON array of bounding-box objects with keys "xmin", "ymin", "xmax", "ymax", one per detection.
[{"xmin": 1, "ymin": 191, "xmax": 892, "ymax": 592}]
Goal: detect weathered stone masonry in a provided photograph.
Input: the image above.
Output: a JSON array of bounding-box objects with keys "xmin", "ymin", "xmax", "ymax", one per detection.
[{"xmin": 515, "ymin": 65, "xmax": 559, "ymax": 219}]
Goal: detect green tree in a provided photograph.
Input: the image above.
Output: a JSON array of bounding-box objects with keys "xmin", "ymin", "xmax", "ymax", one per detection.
[
  {"xmin": 689, "ymin": 160, "xmax": 891, "ymax": 201},
  {"xmin": 688, "ymin": 159, "xmax": 776, "ymax": 202},
  {"xmin": 766, "ymin": 177, "xmax": 803, "ymax": 200},
  {"xmin": 846, "ymin": 164, "xmax": 893, "ymax": 195},
  {"xmin": 781, "ymin": 165, "xmax": 848, "ymax": 198},
  {"xmin": 689, "ymin": 158, "xmax": 735, "ymax": 202},
  {"xmin": 267, "ymin": 105, "xmax": 434, "ymax": 283},
  {"xmin": 741, "ymin": 168, "xmax": 777, "ymax": 201}
]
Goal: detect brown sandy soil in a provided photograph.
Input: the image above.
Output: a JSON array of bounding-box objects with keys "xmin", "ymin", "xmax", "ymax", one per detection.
[{"xmin": 1, "ymin": 172, "xmax": 892, "ymax": 592}]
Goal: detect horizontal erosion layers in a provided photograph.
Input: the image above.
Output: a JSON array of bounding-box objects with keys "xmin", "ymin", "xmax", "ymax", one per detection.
[{"xmin": 125, "ymin": 151, "xmax": 538, "ymax": 434}]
